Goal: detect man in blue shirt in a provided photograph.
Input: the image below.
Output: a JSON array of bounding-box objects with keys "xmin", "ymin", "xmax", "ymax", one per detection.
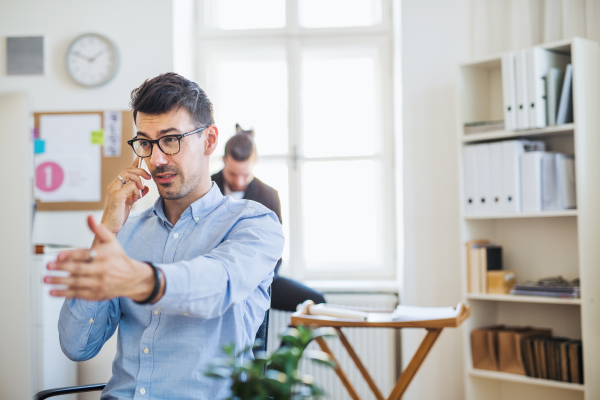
[{"xmin": 44, "ymin": 73, "xmax": 285, "ymax": 399}]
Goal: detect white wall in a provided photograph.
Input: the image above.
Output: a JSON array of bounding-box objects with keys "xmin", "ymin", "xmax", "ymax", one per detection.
[
  {"xmin": 401, "ymin": 1, "xmax": 470, "ymax": 399},
  {"xmin": 0, "ymin": 0, "xmax": 173, "ymax": 395}
]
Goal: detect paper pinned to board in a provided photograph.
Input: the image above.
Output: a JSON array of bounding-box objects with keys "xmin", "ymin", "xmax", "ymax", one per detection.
[
  {"xmin": 103, "ymin": 111, "xmax": 122, "ymax": 157},
  {"xmin": 35, "ymin": 114, "xmax": 101, "ymax": 202}
]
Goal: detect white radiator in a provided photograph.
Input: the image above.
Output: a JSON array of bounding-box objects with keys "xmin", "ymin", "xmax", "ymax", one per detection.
[{"xmin": 267, "ymin": 293, "xmax": 399, "ymax": 400}]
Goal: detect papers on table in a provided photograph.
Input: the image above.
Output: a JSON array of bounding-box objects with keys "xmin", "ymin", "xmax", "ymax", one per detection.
[{"xmin": 34, "ymin": 114, "xmax": 101, "ymax": 202}]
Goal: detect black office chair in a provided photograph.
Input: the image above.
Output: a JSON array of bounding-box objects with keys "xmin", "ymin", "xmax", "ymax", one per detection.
[{"xmin": 35, "ymin": 307, "xmax": 270, "ymax": 399}]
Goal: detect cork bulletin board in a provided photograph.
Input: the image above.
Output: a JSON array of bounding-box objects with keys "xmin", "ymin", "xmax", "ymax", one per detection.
[{"xmin": 34, "ymin": 110, "xmax": 134, "ymax": 211}]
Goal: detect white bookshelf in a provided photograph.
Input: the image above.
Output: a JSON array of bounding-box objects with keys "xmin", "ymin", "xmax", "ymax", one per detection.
[
  {"xmin": 464, "ymin": 210, "xmax": 578, "ymax": 220},
  {"xmin": 466, "ymin": 293, "xmax": 582, "ymax": 305},
  {"xmin": 457, "ymin": 38, "xmax": 600, "ymax": 400}
]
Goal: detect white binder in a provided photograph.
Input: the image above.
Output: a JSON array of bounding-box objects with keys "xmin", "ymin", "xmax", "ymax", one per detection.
[
  {"xmin": 546, "ymin": 67, "xmax": 564, "ymax": 125},
  {"xmin": 516, "ymin": 50, "xmax": 529, "ymax": 130},
  {"xmin": 501, "ymin": 53, "xmax": 518, "ymax": 131},
  {"xmin": 475, "ymin": 143, "xmax": 492, "ymax": 214},
  {"xmin": 463, "ymin": 145, "xmax": 478, "ymax": 215},
  {"xmin": 521, "ymin": 151, "xmax": 544, "ymax": 213},
  {"xmin": 556, "ymin": 154, "xmax": 577, "ymax": 209},
  {"xmin": 541, "ymin": 152, "xmax": 560, "ymax": 210},
  {"xmin": 527, "ymin": 48, "xmax": 571, "ymax": 129},
  {"xmin": 502, "ymin": 140, "xmax": 525, "ymax": 213},
  {"xmin": 489, "ymin": 142, "xmax": 504, "ymax": 214},
  {"xmin": 557, "ymin": 64, "xmax": 574, "ymax": 125}
]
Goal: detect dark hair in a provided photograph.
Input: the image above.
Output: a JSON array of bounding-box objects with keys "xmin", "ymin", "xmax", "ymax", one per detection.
[
  {"xmin": 130, "ymin": 72, "xmax": 214, "ymax": 128},
  {"xmin": 224, "ymin": 124, "xmax": 256, "ymax": 161}
]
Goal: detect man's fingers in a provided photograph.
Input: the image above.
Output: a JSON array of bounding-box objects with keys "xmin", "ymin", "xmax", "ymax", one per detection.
[
  {"xmin": 88, "ymin": 215, "xmax": 115, "ymax": 244},
  {"xmin": 47, "ymin": 259, "xmax": 97, "ymax": 275},
  {"xmin": 44, "ymin": 275, "xmax": 98, "ymax": 289},
  {"xmin": 56, "ymin": 249, "xmax": 95, "ymax": 262},
  {"xmin": 49, "ymin": 288, "xmax": 100, "ymax": 300},
  {"xmin": 119, "ymin": 171, "xmax": 144, "ymax": 190},
  {"xmin": 129, "ymin": 156, "xmax": 141, "ymax": 168}
]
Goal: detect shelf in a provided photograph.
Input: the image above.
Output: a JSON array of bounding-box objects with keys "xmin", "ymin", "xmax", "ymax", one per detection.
[
  {"xmin": 469, "ymin": 369, "xmax": 585, "ymax": 391},
  {"xmin": 464, "ymin": 210, "xmax": 578, "ymax": 220},
  {"xmin": 466, "ymin": 293, "xmax": 581, "ymax": 305},
  {"xmin": 462, "ymin": 123, "xmax": 575, "ymax": 143}
]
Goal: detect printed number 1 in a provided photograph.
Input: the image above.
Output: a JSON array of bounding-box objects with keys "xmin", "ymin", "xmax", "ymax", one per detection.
[{"xmin": 44, "ymin": 166, "xmax": 52, "ymax": 189}]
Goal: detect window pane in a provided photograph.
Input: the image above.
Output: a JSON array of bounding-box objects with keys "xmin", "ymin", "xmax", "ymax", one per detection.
[
  {"xmin": 205, "ymin": 0, "xmax": 285, "ymax": 30},
  {"xmin": 302, "ymin": 160, "xmax": 384, "ymax": 269},
  {"xmin": 204, "ymin": 48, "xmax": 288, "ymax": 157},
  {"xmin": 253, "ymin": 161, "xmax": 289, "ymax": 261},
  {"xmin": 301, "ymin": 47, "xmax": 380, "ymax": 157},
  {"xmin": 299, "ymin": 0, "xmax": 382, "ymax": 28}
]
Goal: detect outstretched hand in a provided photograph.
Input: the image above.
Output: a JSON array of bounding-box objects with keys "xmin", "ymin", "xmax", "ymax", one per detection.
[{"xmin": 44, "ymin": 216, "xmax": 156, "ymax": 302}]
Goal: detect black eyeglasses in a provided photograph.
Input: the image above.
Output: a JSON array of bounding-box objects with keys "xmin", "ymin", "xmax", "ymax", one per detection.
[{"xmin": 127, "ymin": 127, "xmax": 206, "ymax": 158}]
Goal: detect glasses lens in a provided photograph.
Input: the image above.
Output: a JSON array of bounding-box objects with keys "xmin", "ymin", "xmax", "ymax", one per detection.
[
  {"xmin": 133, "ymin": 139, "xmax": 152, "ymax": 158},
  {"xmin": 159, "ymin": 136, "xmax": 180, "ymax": 155}
]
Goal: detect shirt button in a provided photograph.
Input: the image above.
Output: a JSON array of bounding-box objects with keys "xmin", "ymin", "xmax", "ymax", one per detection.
[
  {"xmin": 194, "ymin": 217, "xmax": 199, "ymax": 221},
  {"xmin": 89, "ymin": 318, "xmax": 94, "ymax": 324},
  {"xmin": 140, "ymin": 388, "xmax": 146, "ymax": 395},
  {"xmin": 173, "ymin": 232, "xmax": 178, "ymax": 238},
  {"xmin": 144, "ymin": 347, "xmax": 150, "ymax": 354},
  {"xmin": 183, "ymin": 313, "xmax": 188, "ymax": 316},
  {"xmin": 154, "ymin": 310, "xmax": 159, "ymax": 315}
]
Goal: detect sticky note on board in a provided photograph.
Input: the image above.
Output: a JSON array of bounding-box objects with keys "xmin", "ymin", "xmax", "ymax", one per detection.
[
  {"xmin": 34, "ymin": 139, "xmax": 45, "ymax": 154},
  {"xmin": 91, "ymin": 129, "xmax": 104, "ymax": 145}
]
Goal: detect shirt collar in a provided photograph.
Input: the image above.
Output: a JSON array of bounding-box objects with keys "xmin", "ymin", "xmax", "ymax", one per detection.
[{"xmin": 152, "ymin": 182, "xmax": 224, "ymax": 226}]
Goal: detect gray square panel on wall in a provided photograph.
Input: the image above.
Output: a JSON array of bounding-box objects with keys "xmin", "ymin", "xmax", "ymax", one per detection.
[{"xmin": 7, "ymin": 36, "xmax": 44, "ymax": 75}]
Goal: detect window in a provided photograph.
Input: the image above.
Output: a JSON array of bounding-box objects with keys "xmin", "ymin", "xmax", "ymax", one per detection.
[{"xmin": 197, "ymin": 0, "xmax": 394, "ymax": 280}]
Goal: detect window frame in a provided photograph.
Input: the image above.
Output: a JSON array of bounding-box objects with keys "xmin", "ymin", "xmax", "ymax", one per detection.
[{"xmin": 196, "ymin": 0, "xmax": 396, "ymax": 281}]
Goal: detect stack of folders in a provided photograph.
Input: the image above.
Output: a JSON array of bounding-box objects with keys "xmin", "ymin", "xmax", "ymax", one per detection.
[
  {"xmin": 521, "ymin": 152, "xmax": 577, "ymax": 212},
  {"xmin": 502, "ymin": 46, "xmax": 573, "ymax": 131},
  {"xmin": 463, "ymin": 140, "xmax": 545, "ymax": 216},
  {"xmin": 466, "ymin": 240, "xmax": 503, "ymax": 294},
  {"xmin": 521, "ymin": 337, "xmax": 583, "ymax": 384}
]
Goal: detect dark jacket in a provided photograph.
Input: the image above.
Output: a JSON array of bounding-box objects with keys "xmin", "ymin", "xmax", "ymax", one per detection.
[
  {"xmin": 212, "ymin": 170, "xmax": 282, "ymax": 223},
  {"xmin": 212, "ymin": 170, "xmax": 282, "ymax": 274}
]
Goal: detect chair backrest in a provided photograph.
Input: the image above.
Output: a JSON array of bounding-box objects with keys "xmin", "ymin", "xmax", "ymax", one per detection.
[{"xmin": 253, "ymin": 286, "xmax": 271, "ymax": 355}]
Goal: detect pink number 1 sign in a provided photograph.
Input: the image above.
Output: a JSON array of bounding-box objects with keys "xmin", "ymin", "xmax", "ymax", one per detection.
[{"xmin": 35, "ymin": 161, "xmax": 64, "ymax": 192}]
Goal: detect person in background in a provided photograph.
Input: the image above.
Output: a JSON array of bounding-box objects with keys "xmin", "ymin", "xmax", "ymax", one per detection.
[{"xmin": 212, "ymin": 125, "xmax": 326, "ymax": 312}]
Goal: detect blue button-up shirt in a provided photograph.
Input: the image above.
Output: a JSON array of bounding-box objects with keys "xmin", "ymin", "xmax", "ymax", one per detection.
[{"xmin": 58, "ymin": 184, "xmax": 285, "ymax": 399}]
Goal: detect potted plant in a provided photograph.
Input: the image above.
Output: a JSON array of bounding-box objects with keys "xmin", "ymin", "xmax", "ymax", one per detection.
[{"xmin": 206, "ymin": 326, "xmax": 338, "ymax": 400}]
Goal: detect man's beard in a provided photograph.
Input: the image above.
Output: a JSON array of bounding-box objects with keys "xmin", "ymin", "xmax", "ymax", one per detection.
[{"xmin": 152, "ymin": 164, "xmax": 203, "ymax": 201}]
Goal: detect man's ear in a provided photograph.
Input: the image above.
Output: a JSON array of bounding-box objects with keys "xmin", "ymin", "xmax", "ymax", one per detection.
[{"xmin": 204, "ymin": 125, "xmax": 219, "ymax": 155}]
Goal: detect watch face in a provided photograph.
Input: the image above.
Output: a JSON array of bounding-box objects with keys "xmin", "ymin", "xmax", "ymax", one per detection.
[{"xmin": 66, "ymin": 33, "xmax": 118, "ymax": 87}]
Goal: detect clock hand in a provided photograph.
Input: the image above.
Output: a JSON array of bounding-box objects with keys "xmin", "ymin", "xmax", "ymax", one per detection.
[
  {"xmin": 89, "ymin": 49, "xmax": 106, "ymax": 62},
  {"xmin": 71, "ymin": 51, "xmax": 92, "ymax": 62}
]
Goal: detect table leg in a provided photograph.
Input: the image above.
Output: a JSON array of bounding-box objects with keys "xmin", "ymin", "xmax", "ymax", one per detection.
[
  {"xmin": 335, "ymin": 328, "xmax": 385, "ymax": 400},
  {"xmin": 387, "ymin": 328, "xmax": 443, "ymax": 400},
  {"xmin": 314, "ymin": 336, "xmax": 362, "ymax": 400}
]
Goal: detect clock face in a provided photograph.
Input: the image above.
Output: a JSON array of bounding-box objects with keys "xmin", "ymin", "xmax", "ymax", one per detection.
[{"xmin": 66, "ymin": 33, "xmax": 118, "ymax": 87}]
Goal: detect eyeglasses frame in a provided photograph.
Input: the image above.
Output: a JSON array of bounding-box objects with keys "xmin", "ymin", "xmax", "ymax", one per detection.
[{"xmin": 127, "ymin": 126, "xmax": 207, "ymax": 158}]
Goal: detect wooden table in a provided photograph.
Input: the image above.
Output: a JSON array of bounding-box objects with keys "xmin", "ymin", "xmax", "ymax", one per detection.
[{"xmin": 290, "ymin": 301, "xmax": 470, "ymax": 400}]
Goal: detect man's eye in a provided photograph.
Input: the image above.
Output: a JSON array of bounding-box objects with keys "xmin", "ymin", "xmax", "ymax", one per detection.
[
  {"xmin": 163, "ymin": 137, "xmax": 178, "ymax": 144},
  {"xmin": 139, "ymin": 141, "xmax": 151, "ymax": 147}
]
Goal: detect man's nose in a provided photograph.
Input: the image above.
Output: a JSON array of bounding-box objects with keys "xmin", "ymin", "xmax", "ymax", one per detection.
[{"xmin": 149, "ymin": 143, "xmax": 168, "ymax": 166}]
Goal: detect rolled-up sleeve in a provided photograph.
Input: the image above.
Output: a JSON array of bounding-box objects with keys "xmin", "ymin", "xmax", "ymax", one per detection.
[
  {"xmin": 58, "ymin": 298, "xmax": 120, "ymax": 361},
  {"xmin": 153, "ymin": 211, "xmax": 284, "ymax": 319}
]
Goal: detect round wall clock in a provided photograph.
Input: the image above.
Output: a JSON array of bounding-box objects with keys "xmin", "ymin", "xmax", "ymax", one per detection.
[{"xmin": 66, "ymin": 33, "xmax": 119, "ymax": 87}]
